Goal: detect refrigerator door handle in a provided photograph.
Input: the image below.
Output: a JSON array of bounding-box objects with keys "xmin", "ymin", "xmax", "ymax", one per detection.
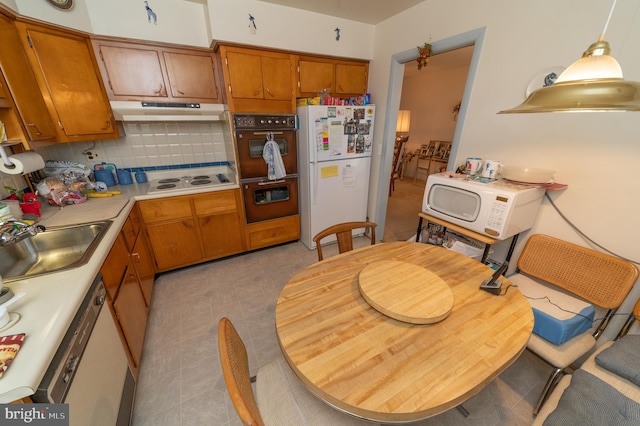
[{"xmin": 311, "ymin": 161, "xmax": 318, "ymax": 206}]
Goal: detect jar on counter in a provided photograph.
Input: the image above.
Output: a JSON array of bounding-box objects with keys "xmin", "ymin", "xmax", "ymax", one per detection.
[{"xmin": 135, "ymin": 171, "xmax": 147, "ymax": 183}]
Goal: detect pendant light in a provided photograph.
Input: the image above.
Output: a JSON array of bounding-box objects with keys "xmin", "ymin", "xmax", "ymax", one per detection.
[{"xmin": 499, "ymin": 0, "xmax": 640, "ymax": 113}]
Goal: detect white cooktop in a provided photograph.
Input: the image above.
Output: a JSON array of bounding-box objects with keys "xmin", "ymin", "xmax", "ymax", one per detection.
[{"xmin": 146, "ymin": 166, "xmax": 235, "ymax": 194}]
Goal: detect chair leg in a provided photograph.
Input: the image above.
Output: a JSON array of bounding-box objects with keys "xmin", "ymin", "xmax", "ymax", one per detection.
[
  {"xmin": 533, "ymin": 367, "xmax": 563, "ymax": 416},
  {"xmin": 456, "ymin": 405, "xmax": 469, "ymax": 417}
]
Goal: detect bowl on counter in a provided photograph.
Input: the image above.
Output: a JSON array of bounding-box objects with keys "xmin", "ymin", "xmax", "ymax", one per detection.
[{"xmin": 502, "ymin": 166, "xmax": 555, "ymax": 183}]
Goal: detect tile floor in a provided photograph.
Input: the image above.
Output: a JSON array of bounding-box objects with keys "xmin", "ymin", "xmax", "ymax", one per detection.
[{"xmin": 132, "ymin": 179, "xmax": 552, "ymax": 425}]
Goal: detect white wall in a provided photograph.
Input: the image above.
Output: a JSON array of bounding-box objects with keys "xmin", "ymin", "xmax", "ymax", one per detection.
[
  {"xmin": 370, "ymin": 0, "xmax": 640, "ymax": 339},
  {"xmin": 6, "ymin": 0, "xmax": 210, "ymax": 46},
  {"xmin": 2, "ymin": 0, "xmax": 374, "ymax": 55},
  {"xmin": 206, "ymin": 0, "xmax": 374, "ymax": 58}
]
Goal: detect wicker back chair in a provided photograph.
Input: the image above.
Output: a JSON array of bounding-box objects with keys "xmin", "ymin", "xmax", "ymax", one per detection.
[
  {"xmin": 218, "ymin": 317, "xmax": 265, "ymax": 426},
  {"xmin": 312, "ymin": 221, "xmax": 377, "ymax": 261},
  {"xmin": 516, "ymin": 234, "xmax": 638, "ymax": 415}
]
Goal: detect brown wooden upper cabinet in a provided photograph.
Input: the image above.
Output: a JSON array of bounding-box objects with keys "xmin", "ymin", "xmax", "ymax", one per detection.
[
  {"xmin": 14, "ymin": 19, "xmax": 119, "ymax": 142},
  {"xmin": 296, "ymin": 55, "xmax": 369, "ymax": 97},
  {"xmin": 0, "ymin": 13, "xmax": 57, "ymax": 143},
  {"xmin": 92, "ymin": 38, "xmax": 223, "ymax": 104},
  {"xmin": 217, "ymin": 44, "xmax": 295, "ymax": 113}
]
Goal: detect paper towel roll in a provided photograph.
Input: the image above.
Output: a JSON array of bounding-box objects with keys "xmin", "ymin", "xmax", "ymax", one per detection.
[{"xmin": 0, "ymin": 152, "xmax": 45, "ymax": 175}]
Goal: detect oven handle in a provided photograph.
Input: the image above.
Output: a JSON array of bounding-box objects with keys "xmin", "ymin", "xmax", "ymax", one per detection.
[
  {"xmin": 258, "ymin": 179, "xmax": 286, "ymax": 185},
  {"xmin": 249, "ymin": 131, "xmax": 286, "ymax": 136}
]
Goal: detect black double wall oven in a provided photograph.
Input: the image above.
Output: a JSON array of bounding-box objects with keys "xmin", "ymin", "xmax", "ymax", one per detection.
[{"xmin": 233, "ymin": 114, "xmax": 298, "ymax": 224}]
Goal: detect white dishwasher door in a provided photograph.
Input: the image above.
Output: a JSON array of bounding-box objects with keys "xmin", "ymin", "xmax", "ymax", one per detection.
[{"xmin": 65, "ymin": 306, "xmax": 130, "ymax": 426}]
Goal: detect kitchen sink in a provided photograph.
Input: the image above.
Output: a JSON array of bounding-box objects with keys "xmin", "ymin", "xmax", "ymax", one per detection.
[{"xmin": 0, "ymin": 221, "xmax": 112, "ymax": 282}]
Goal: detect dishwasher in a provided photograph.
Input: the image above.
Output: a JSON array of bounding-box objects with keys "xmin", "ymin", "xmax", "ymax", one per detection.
[{"xmin": 32, "ymin": 275, "xmax": 136, "ymax": 426}]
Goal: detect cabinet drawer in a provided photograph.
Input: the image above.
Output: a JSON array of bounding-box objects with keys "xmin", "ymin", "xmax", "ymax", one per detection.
[
  {"xmin": 245, "ymin": 215, "xmax": 300, "ymax": 250},
  {"xmin": 138, "ymin": 197, "xmax": 193, "ymax": 223},
  {"xmin": 193, "ymin": 190, "xmax": 238, "ymax": 215}
]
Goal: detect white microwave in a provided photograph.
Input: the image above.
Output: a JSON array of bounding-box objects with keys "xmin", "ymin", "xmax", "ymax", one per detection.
[{"xmin": 422, "ymin": 173, "xmax": 546, "ymax": 240}]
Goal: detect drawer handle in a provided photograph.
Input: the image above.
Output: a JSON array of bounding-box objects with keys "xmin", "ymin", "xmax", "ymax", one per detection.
[{"xmin": 26, "ymin": 123, "xmax": 43, "ymax": 135}]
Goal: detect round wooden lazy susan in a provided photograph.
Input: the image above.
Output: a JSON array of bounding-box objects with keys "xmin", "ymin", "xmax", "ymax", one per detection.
[{"xmin": 358, "ymin": 260, "xmax": 454, "ymax": 324}]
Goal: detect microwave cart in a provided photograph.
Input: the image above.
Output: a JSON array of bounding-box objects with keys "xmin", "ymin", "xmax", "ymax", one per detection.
[
  {"xmin": 415, "ymin": 212, "xmax": 519, "ymax": 264},
  {"xmin": 418, "ymin": 173, "xmax": 547, "ymax": 264}
]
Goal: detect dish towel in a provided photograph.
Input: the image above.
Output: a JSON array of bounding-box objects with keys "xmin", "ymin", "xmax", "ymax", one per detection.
[{"xmin": 262, "ymin": 133, "xmax": 287, "ymax": 180}]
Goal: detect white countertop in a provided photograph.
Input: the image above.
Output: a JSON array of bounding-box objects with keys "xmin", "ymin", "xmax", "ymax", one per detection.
[{"xmin": 0, "ymin": 178, "xmax": 239, "ymax": 403}]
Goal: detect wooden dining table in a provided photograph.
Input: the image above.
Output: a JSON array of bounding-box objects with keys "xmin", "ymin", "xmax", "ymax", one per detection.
[{"xmin": 275, "ymin": 241, "xmax": 534, "ymax": 423}]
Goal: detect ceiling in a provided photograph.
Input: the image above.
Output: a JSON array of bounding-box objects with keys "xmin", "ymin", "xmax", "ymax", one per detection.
[{"xmin": 257, "ymin": 0, "xmax": 425, "ymax": 24}]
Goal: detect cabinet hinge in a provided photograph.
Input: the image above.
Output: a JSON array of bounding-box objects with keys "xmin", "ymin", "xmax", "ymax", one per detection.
[{"xmin": 26, "ymin": 35, "xmax": 33, "ymax": 48}]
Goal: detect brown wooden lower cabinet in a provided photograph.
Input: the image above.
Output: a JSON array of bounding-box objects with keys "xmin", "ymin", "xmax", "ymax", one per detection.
[
  {"xmin": 139, "ymin": 189, "xmax": 246, "ymax": 272},
  {"xmin": 113, "ymin": 265, "xmax": 148, "ymax": 372},
  {"xmin": 245, "ymin": 215, "xmax": 300, "ymax": 250},
  {"xmin": 100, "ymin": 206, "xmax": 155, "ymax": 378},
  {"xmin": 145, "ymin": 218, "xmax": 202, "ymax": 271},
  {"xmin": 131, "ymin": 232, "xmax": 155, "ymax": 306}
]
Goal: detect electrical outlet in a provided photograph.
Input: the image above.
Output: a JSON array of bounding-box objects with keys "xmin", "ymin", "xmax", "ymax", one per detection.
[{"xmin": 83, "ymin": 148, "xmax": 103, "ymax": 163}]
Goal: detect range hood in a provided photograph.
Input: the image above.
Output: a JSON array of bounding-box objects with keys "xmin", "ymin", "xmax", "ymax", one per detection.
[{"xmin": 110, "ymin": 101, "xmax": 227, "ymax": 122}]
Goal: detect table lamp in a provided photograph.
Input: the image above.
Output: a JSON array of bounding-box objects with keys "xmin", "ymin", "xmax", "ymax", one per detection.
[{"xmin": 396, "ymin": 110, "xmax": 411, "ymax": 142}]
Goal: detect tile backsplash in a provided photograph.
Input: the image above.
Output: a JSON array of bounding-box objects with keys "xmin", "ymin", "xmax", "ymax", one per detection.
[
  {"xmin": 1, "ymin": 119, "xmax": 236, "ymax": 199},
  {"xmin": 33, "ymin": 119, "xmax": 235, "ymax": 172}
]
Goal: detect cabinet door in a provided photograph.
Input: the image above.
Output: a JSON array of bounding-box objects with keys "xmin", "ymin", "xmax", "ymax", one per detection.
[
  {"xmin": 0, "ymin": 15, "xmax": 56, "ymax": 141},
  {"xmin": 199, "ymin": 213, "xmax": 245, "ymax": 259},
  {"xmin": 261, "ymin": 55, "xmax": 293, "ymax": 100},
  {"xmin": 145, "ymin": 219, "xmax": 202, "ymax": 271},
  {"xmin": 335, "ymin": 62, "xmax": 368, "ymax": 95},
  {"xmin": 195, "ymin": 190, "xmax": 245, "ymax": 259},
  {"xmin": 224, "ymin": 50, "xmax": 264, "ymax": 99},
  {"xmin": 131, "ymin": 233, "xmax": 155, "ymax": 307},
  {"xmin": 297, "ymin": 58, "xmax": 334, "ymax": 96},
  {"xmin": 16, "ymin": 21, "xmax": 118, "ymax": 141},
  {"xmin": 113, "ymin": 266, "xmax": 148, "ymax": 369},
  {"xmin": 97, "ymin": 44, "xmax": 167, "ymax": 98},
  {"xmin": 100, "ymin": 233, "xmax": 130, "ymax": 301},
  {"xmin": 163, "ymin": 51, "xmax": 220, "ymax": 101}
]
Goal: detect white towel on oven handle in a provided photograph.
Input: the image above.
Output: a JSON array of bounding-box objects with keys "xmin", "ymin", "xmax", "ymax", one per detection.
[{"xmin": 263, "ymin": 134, "xmax": 287, "ymax": 180}]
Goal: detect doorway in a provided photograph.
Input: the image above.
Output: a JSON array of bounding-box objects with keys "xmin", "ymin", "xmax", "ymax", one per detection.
[
  {"xmin": 375, "ymin": 27, "xmax": 487, "ymax": 242},
  {"xmin": 383, "ymin": 46, "xmax": 474, "ymax": 241}
]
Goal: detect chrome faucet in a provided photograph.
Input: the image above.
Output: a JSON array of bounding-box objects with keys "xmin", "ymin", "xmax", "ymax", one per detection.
[{"xmin": 0, "ymin": 219, "xmax": 46, "ymax": 246}]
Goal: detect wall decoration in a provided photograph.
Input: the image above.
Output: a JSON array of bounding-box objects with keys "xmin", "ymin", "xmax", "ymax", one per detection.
[
  {"xmin": 249, "ymin": 14, "xmax": 257, "ymax": 34},
  {"xmin": 335, "ymin": 27, "xmax": 341, "ymax": 41},
  {"xmin": 417, "ymin": 42, "xmax": 432, "ymax": 70},
  {"xmin": 46, "ymin": 0, "xmax": 73, "ymax": 10},
  {"xmin": 144, "ymin": 1, "xmax": 157, "ymax": 25}
]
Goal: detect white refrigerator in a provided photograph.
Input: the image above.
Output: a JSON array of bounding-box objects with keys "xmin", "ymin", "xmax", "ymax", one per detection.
[{"xmin": 297, "ymin": 105, "xmax": 375, "ymax": 250}]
